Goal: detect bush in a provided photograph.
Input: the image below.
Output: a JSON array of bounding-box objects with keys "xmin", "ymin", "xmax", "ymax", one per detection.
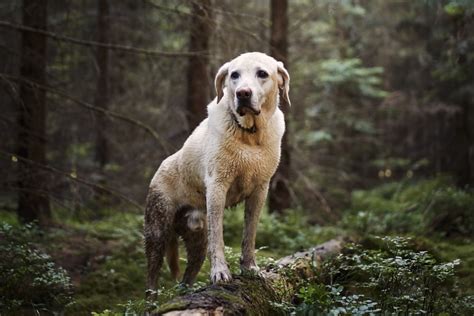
[
  {"xmin": 343, "ymin": 177, "xmax": 474, "ymax": 237},
  {"xmin": 0, "ymin": 223, "xmax": 73, "ymax": 313},
  {"xmin": 426, "ymin": 187, "xmax": 474, "ymax": 237},
  {"xmin": 291, "ymin": 236, "xmax": 473, "ymax": 315}
]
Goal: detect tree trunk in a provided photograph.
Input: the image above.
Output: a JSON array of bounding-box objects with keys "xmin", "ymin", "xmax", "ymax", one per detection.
[
  {"xmin": 17, "ymin": 0, "xmax": 51, "ymax": 225},
  {"xmin": 269, "ymin": 0, "xmax": 291, "ymax": 214},
  {"xmin": 94, "ymin": 0, "xmax": 110, "ymax": 203},
  {"xmin": 154, "ymin": 239, "xmax": 343, "ymax": 315},
  {"xmin": 185, "ymin": 0, "xmax": 212, "ymax": 132}
]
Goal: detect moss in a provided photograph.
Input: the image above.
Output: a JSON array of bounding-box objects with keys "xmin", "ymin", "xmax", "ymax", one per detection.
[
  {"xmin": 156, "ymin": 275, "xmax": 286, "ymax": 315},
  {"xmin": 156, "ymin": 300, "xmax": 189, "ymax": 314},
  {"xmin": 208, "ymin": 289, "xmax": 245, "ymax": 304},
  {"xmin": 0, "ymin": 210, "xmax": 19, "ymax": 227}
]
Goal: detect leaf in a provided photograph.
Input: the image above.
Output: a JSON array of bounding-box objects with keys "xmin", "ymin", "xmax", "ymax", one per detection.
[
  {"xmin": 444, "ymin": 2, "xmax": 465, "ymax": 16},
  {"xmin": 306, "ymin": 130, "xmax": 333, "ymax": 144}
]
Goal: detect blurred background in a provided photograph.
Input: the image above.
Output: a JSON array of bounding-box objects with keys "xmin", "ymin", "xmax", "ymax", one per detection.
[{"xmin": 0, "ymin": 0, "xmax": 473, "ymax": 314}]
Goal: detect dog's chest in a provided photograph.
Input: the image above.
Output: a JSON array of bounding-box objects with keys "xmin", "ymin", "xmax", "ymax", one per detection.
[
  {"xmin": 223, "ymin": 144, "xmax": 279, "ymax": 206},
  {"xmin": 226, "ymin": 175, "xmax": 258, "ymax": 206}
]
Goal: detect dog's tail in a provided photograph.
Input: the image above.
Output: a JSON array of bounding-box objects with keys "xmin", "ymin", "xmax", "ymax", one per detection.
[{"xmin": 166, "ymin": 234, "xmax": 180, "ymax": 280}]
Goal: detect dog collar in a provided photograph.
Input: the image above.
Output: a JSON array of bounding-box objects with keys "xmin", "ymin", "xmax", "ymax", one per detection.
[{"xmin": 230, "ymin": 111, "xmax": 257, "ymax": 134}]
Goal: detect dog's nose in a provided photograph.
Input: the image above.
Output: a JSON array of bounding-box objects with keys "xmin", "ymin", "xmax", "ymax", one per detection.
[{"xmin": 236, "ymin": 88, "xmax": 252, "ymax": 100}]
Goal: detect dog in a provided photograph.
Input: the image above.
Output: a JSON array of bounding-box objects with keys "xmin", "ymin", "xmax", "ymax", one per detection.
[{"xmin": 144, "ymin": 52, "xmax": 290, "ymax": 291}]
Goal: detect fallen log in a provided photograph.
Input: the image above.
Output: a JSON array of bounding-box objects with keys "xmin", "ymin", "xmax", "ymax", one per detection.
[{"xmin": 155, "ymin": 238, "xmax": 344, "ymax": 316}]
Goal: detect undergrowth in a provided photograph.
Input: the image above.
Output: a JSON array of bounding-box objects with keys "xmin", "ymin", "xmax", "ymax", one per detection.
[
  {"xmin": 0, "ymin": 176, "xmax": 472, "ymax": 314},
  {"xmin": 0, "ymin": 223, "xmax": 73, "ymax": 314},
  {"xmin": 286, "ymin": 236, "xmax": 474, "ymax": 315},
  {"xmin": 343, "ymin": 176, "xmax": 474, "ymax": 237},
  {"xmin": 224, "ymin": 205, "xmax": 343, "ymax": 255}
]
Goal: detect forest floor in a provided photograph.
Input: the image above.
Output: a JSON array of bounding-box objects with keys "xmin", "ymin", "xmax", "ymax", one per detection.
[{"xmin": 1, "ymin": 178, "xmax": 473, "ymax": 314}]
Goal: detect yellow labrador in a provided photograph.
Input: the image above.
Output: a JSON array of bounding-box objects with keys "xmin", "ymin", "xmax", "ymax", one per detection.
[{"xmin": 144, "ymin": 52, "xmax": 290, "ymax": 290}]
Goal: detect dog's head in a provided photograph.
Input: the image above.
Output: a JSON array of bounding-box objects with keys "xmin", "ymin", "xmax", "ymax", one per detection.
[{"xmin": 215, "ymin": 52, "xmax": 290, "ymax": 117}]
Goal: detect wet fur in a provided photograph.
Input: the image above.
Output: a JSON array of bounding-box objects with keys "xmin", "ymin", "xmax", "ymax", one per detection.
[{"xmin": 144, "ymin": 52, "xmax": 290, "ymax": 291}]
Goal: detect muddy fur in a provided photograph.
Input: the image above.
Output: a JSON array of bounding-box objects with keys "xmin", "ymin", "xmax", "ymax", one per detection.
[{"xmin": 144, "ymin": 190, "xmax": 207, "ymax": 291}]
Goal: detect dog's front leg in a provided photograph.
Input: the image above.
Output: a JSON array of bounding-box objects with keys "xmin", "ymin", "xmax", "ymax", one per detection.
[
  {"xmin": 206, "ymin": 183, "xmax": 232, "ymax": 283},
  {"xmin": 241, "ymin": 182, "xmax": 269, "ymax": 273}
]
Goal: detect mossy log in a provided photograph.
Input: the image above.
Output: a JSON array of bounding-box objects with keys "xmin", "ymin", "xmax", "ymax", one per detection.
[{"xmin": 155, "ymin": 238, "xmax": 343, "ymax": 316}]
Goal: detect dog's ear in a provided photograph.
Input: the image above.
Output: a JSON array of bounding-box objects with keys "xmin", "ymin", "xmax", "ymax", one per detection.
[
  {"xmin": 277, "ymin": 61, "xmax": 291, "ymax": 107},
  {"xmin": 215, "ymin": 62, "xmax": 229, "ymax": 104}
]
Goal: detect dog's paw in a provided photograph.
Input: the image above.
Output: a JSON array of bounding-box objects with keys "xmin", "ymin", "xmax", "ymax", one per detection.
[
  {"xmin": 240, "ymin": 262, "xmax": 260, "ymax": 276},
  {"xmin": 210, "ymin": 264, "xmax": 232, "ymax": 284}
]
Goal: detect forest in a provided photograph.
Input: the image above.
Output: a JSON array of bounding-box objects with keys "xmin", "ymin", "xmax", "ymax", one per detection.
[{"xmin": 0, "ymin": 0, "xmax": 473, "ymax": 315}]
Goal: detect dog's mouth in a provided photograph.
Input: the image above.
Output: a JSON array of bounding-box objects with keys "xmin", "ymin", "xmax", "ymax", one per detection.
[{"xmin": 236, "ymin": 102, "xmax": 261, "ymax": 116}]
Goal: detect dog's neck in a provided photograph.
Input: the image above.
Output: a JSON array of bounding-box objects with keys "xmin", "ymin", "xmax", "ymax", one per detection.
[
  {"xmin": 226, "ymin": 94, "xmax": 281, "ymax": 144},
  {"xmin": 230, "ymin": 111, "xmax": 257, "ymax": 134}
]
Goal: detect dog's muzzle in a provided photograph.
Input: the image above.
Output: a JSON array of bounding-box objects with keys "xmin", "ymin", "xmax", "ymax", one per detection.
[
  {"xmin": 236, "ymin": 103, "xmax": 260, "ymax": 116},
  {"xmin": 236, "ymin": 87, "xmax": 260, "ymax": 116}
]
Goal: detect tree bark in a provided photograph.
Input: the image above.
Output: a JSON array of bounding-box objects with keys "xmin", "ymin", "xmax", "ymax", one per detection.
[
  {"xmin": 17, "ymin": 0, "xmax": 51, "ymax": 225},
  {"xmin": 94, "ymin": 0, "xmax": 110, "ymax": 203},
  {"xmin": 154, "ymin": 239, "xmax": 343, "ymax": 315},
  {"xmin": 185, "ymin": 0, "xmax": 212, "ymax": 132},
  {"xmin": 269, "ymin": 0, "xmax": 291, "ymax": 214},
  {"xmin": 94, "ymin": 0, "xmax": 109, "ymax": 169}
]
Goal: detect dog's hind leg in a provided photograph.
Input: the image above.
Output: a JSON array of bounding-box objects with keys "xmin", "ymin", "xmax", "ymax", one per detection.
[
  {"xmin": 144, "ymin": 189, "xmax": 174, "ymax": 295},
  {"xmin": 181, "ymin": 227, "xmax": 207, "ymax": 285},
  {"xmin": 166, "ymin": 233, "xmax": 180, "ymax": 281}
]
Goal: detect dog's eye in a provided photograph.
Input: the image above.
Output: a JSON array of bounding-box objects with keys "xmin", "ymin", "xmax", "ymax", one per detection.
[
  {"xmin": 256, "ymin": 70, "xmax": 269, "ymax": 79},
  {"xmin": 230, "ymin": 71, "xmax": 240, "ymax": 80}
]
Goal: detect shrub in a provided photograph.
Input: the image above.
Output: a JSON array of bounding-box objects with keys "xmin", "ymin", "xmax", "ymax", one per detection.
[
  {"xmin": 426, "ymin": 187, "xmax": 474, "ymax": 237},
  {"xmin": 298, "ymin": 236, "xmax": 473, "ymax": 315},
  {"xmin": 295, "ymin": 283, "xmax": 380, "ymax": 315},
  {"xmin": 343, "ymin": 177, "xmax": 474, "ymax": 237},
  {"xmin": 0, "ymin": 223, "xmax": 73, "ymax": 313}
]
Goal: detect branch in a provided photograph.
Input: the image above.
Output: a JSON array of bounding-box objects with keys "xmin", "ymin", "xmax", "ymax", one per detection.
[
  {"xmin": 0, "ymin": 20, "xmax": 208, "ymax": 58},
  {"xmin": 0, "ymin": 150, "xmax": 143, "ymax": 211},
  {"xmin": 146, "ymin": 0, "xmax": 269, "ymax": 23},
  {"xmin": 155, "ymin": 238, "xmax": 344, "ymax": 315},
  {"xmin": 0, "ymin": 73, "xmax": 173, "ymax": 154}
]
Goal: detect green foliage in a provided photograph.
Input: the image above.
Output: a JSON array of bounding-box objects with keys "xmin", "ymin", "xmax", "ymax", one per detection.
[
  {"xmin": 443, "ymin": 0, "xmax": 474, "ymax": 16},
  {"xmin": 444, "ymin": 2, "xmax": 465, "ymax": 16},
  {"xmin": 318, "ymin": 58, "xmax": 388, "ymax": 99},
  {"xmin": 343, "ymin": 177, "xmax": 474, "ymax": 237},
  {"xmin": 426, "ymin": 187, "xmax": 474, "ymax": 236},
  {"xmin": 224, "ymin": 207, "xmax": 343, "ymax": 255},
  {"xmin": 300, "ymin": 130, "xmax": 333, "ymax": 146},
  {"xmin": 291, "ymin": 236, "xmax": 473, "ymax": 315},
  {"xmin": 0, "ymin": 223, "xmax": 73, "ymax": 314},
  {"xmin": 64, "ymin": 213, "xmax": 149, "ymax": 313},
  {"xmin": 295, "ymin": 284, "xmax": 380, "ymax": 316},
  {"xmin": 428, "ymin": 239, "xmax": 474, "ymax": 294},
  {"xmin": 0, "ymin": 209, "xmax": 19, "ymax": 227},
  {"xmin": 61, "ymin": 212, "xmax": 209, "ymax": 314}
]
